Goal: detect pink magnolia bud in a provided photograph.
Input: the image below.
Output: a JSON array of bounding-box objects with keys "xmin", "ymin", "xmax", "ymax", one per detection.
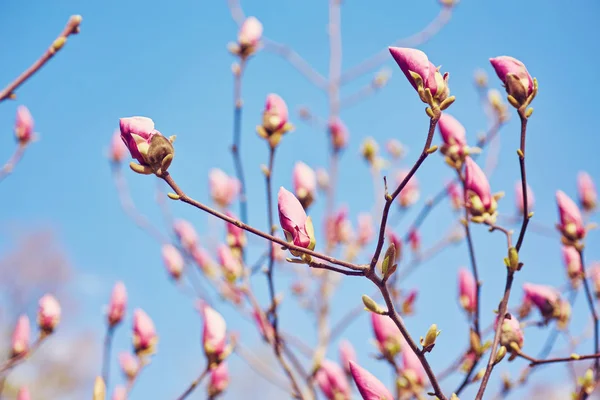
[
  {"xmin": 388, "ymin": 47, "xmax": 450, "ymax": 104},
  {"xmin": 464, "ymin": 157, "xmax": 496, "ymax": 219},
  {"xmin": 458, "ymin": 268, "xmax": 477, "ymax": 314},
  {"xmin": 577, "ymin": 172, "xmax": 597, "ymax": 211},
  {"xmin": 38, "ymin": 294, "xmax": 61, "ymax": 333},
  {"xmin": 489, "ymin": 56, "xmax": 534, "ymax": 104},
  {"xmin": 401, "ymin": 345, "xmax": 425, "ymax": 386},
  {"xmin": 209, "ymin": 169, "xmax": 240, "ymax": 208},
  {"xmin": 315, "ymin": 360, "xmax": 351, "ymax": 400},
  {"xmin": 408, "ymin": 229, "xmax": 421, "ymax": 252},
  {"xmin": 326, "ymin": 207, "xmax": 353, "ymax": 246},
  {"xmin": 238, "ymin": 17, "xmax": 263, "ymax": 47},
  {"xmin": 328, "ymin": 117, "xmax": 349, "ymax": 152},
  {"xmin": 562, "ymin": 246, "xmax": 582, "ymax": 285},
  {"xmin": 225, "ymin": 212, "xmax": 246, "ymax": 248},
  {"xmin": 217, "ymin": 244, "xmax": 242, "ymax": 282},
  {"xmin": 438, "ymin": 113, "xmax": 468, "ymax": 161},
  {"xmin": 387, "ymin": 231, "xmax": 402, "ymax": 262},
  {"xmin": 522, "ymin": 283, "xmax": 559, "ymax": 318},
  {"xmin": 496, "ymin": 314, "xmax": 524, "ymax": 349},
  {"xmin": 162, "ymin": 244, "xmax": 184, "ymax": 280},
  {"xmin": 132, "ymin": 309, "xmax": 157, "ymax": 355},
  {"xmin": 112, "ymin": 386, "xmax": 127, "ymax": 400},
  {"xmin": 349, "ymin": 361, "xmax": 394, "ymax": 400},
  {"xmin": 263, "ymin": 94, "xmax": 289, "ymax": 132},
  {"xmin": 118, "ymin": 352, "xmax": 140, "ymax": 379},
  {"xmin": 107, "ymin": 281, "xmax": 127, "ymax": 327},
  {"xmin": 173, "ymin": 219, "xmax": 198, "ymax": 252},
  {"xmin": 17, "ymin": 387, "xmax": 30, "ymax": 400},
  {"xmin": 401, "ymin": 289, "xmax": 418, "ymax": 315},
  {"xmin": 447, "ymin": 180, "xmax": 462, "ymax": 210},
  {"xmin": 15, "ymin": 106, "xmax": 34, "ymax": 144},
  {"xmin": 110, "ymin": 131, "xmax": 128, "ymax": 163},
  {"xmin": 293, "ymin": 162, "xmax": 317, "ymax": 209},
  {"xmin": 357, "ymin": 213, "xmax": 374, "ymax": 246},
  {"xmin": 207, "ymin": 362, "xmax": 229, "ymax": 397},
  {"xmin": 119, "ymin": 117, "xmax": 160, "ymax": 166},
  {"xmin": 556, "ymin": 190, "xmax": 585, "ymax": 241},
  {"xmin": 397, "ymin": 170, "xmax": 419, "ymax": 208},
  {"xmin": 515, "ymin": 182, "xmax": 534, "ymax": 214},
  {"xmin": 278, "ymin": 187, "xmax": 316, "ymax": 255},
  {"xmin": 191, "ymin": 247, "xmax": 217, "ymax": 277},
  {"xmin": 339, "ymin": 340, "xmax": 357, "ymax": 374},
  {"xmin": 252, "ymin": 308, "xmax": 274, "ymax": 343},
  {"xmin": 11, "ymin": 315, "xmax": 30, "ymax": 357},
  {"xmin": 220, "ymin": 282, "xmax": 243, "ymax": 305},
  {"xmin": 371, "ymin": 313, "xmax": 402, "ymax": 357},
  {"xmin": 201, "ymin": 303, "xmax": 228, "ymax": 364}
]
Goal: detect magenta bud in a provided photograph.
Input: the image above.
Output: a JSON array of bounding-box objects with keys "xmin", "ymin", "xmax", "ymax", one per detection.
[
  {"xmin": 263, "ymin": 93, "xmax": 289, "ymax": 133},
  {"xmin": 119, "ymin": 116, "xmax": 161, "ymax": 166},
  {"xmin": 238, "ymin": 17, "xmax": 263, "ymax": 47},
  {"xmin": 225, "ymin": 212, "xmax": 246, "ymax": 249},
  {"xmin": 107, "ymin": 281, "xmax": 127, "ymax": 327},
  {"xmin": 208, "ymin": 362, "xmax": 230, "ymax": 397},
  {"xmin": 386, "ymin": 231, "xmax": 402, "ymax": 262},
  {"xmin": 397, "ymin": 170, "xmax": 420, "ymax": 208},
  {"xmin": 495, "ymin": 313, "xmax": 524, "ymax": 349},
  {"xmin": 438, "ymin": 113, "xmax": 468, "ymax": 162},
  {"xmin": 522, "ymin": 283, "xmax": 560, "ymax": 319},
  {"xmin": 132, "ymin": 309, "xmax": 157, "ymax": 355},
  {"xmin": 562, "ymin": 246, "xmax": 582, "ymax": 285},
  {"xmin": 217, "ymin": 244, "xmax": 242, "ymax": 282},
  {"xmin": 15, "ymin": 106, "xmax": 34, "ymax": 144},
  {"xmin": 111, "ymin": 386, "xmax": 127, "ymax": 400},
  {"xmin": 315, "ymin": 359, "xmax": 351, "ymax": 400},
  {"xmin": 489, "ymin": 56, "xmax": 534, "ymax": 105},
  {"xmin": 17, "ymin": 387, "xmax": 30, "ymax": 400},
  {"xmin": 11, "ymin": 315, "xmax": 30, "ymax": 357},
  {"xmin": 325, "ymin": 207, "xmax": 353, "ymax": 246},
  {"xmin": 191, "ymin": 246, "xmax": 217, "ymax": 277},
  {"xmin": 339, "ymin": 340, "xmax": 357, "ymax": 375},
  {"xmin": 328, "ymin": 117, "xmax": 349, "ymax": 152},
  {"xmin": 371, "ymin": 313, "xmax": 402, "ymax": 357},
  {"xmin": 118, "ymin": 352, "xmax": 140, "ymax": 379},
  {"xmin": 458, "ymin": 267, "xmax": 477, "ymax": 314},
  {"xmin": 38, "ymin": 294, "xmax": 61, "ymax": 333},
  {"xmin": 293, "ymin": 162, "xmax": 317, "ymax": 209},
  {"xmin": 577, "ymin": 172, "xmax": 597, "ymax": 212},
  {"xmin": 349, "ymin": 361, "xmax": 394, "ymax": 400},
  {"xmin": 464, "ymin": 157, "xmax": 497, "ymax": 220},
  {"xmin": 556, "ymin": 190, "xmax": 585, "ymax": 242},
  {"xmin": 278, "ymin": 187, "xmax": 316, "ymax": 256},
  {"xmin": 162, "ymin": 244, "xmax": 184, "ymax": 280},
  {"xmin": 201, "ymin": 303, "xmax": 228, "ymax": 364},
  {"xmin": 401, "ymin": 345, "xmax": 425, "ymax": 386},
  {"xmin": 209, "ymin": 168, "xmax": 240, "ymax": 208},
  {"xmin": 173, "ymin": 219, "xmax": 199, "ymax": 252},
  {"xmin": 408, "ymin": 229, "xmax": 421, "ymax": 252}
]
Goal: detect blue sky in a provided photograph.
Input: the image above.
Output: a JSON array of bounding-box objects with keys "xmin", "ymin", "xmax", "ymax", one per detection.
[{"xmin": 1, "ymin": 0, "xmax": 599, "ymax": 399}]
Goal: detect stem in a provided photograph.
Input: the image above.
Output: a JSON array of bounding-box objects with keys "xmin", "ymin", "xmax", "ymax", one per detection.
[
  {"xmin": 265, "ymin": 146, "xmax": 278, "ymax": 332},
  {"xmin": 232, "ymin": 60, "xmax": 248, "ymax": 225},
  {"xmin": 0, "ymin": 16, "xmax": 82, "ymax": 102},
  {"xmin": 515, "ymin": 348, "xmax": 600, "ymax": 367},
  {"xmin": 0, "ymin": 336, "xmax": 46, "ymax": 374},
  {"xmin": 0, "ymin": 144, "xmax": 27, "ymax": 183},
  {"xmin": 514, "ymin": 109, "xmax": 530, "ymax": 251},
  {"xmin": 101, "ymin": 326, "xmax": 115, "ymax": 388},
  {"xmin": 175, "ymin": 364, "xmax": 210, "ymax": 400},
  {"xmin": 578, "ymin": 248, "xmax": 599, "ymax": 379}
]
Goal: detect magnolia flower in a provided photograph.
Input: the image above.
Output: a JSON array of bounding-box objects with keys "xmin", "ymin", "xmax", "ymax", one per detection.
[
  {"xmin": 315, "ymin": 360, "xmax": 351, "ymax": 400},
  {"xmin": 173, "ymin": 219, "xmax": 198, "ymax": 251},
  {"xmin": 110, "ymin": 131, "xmax": 128, "ymax": 163},
  {"xmin": 397, "ymin": 170, "xmax": 419, "ymax": 208},
  {"xmin": 225, "ymin": 212, "xmax": 246, "ymax": 248},
  {"xmin": 349, "ymin": 361, "xmax": 394, "ymax": 400},
  {"xmin": 371, "ymin": 313, "xmax": 402, "ymax": 357},
  {"xmin": 132, "ymin": 309, "xmax": 157, "ymax": 354},
  {"xmin": 339, "ymin": 340, "xmax": 357, "ymax": 374},
  {"xmin": 522, "ymin": 283, "xmax": 570, "ymax": 328},
  {"xmin": 464, "ymin": 157, "xmax": 497, "ymax": 222},
  {"xmin": 17, "ymin": 387, "xmax": 30, "ymax": 400},
  {"xmin": 562, "ymin": 246, "xmax": 582, "ymax": 286},
  {"xmin": 11, "ymin": 315, "xmax": 30, "ymax": 357},
  {"xmin": 515, "ymin": 182, "xmax": 534, "ymax": 214},
  {"xmin": 217, "ymin": 244, "xmax": 242, "ymax": 282},
  {"xmin": 162, "ymin": 244, "xmax": 184, "ymax": 280},
  {"xmin": 119, "ymin": 116, "xmax": 161, "ymax": 166},
  {"xmin": 357, "ymin": 213, "xmax": 374, "ymax": 246},
  {"xmin": 438, "ymin": 113, "xmax": 468, "ymax": 162},
  {"xmin": 209, "ymin": 169, "xmax": 240, "ymax": 208},
  {"xmin": 447, "ymin": 180, "xmax": 462, "ymax": 210},
  {"xmin": 119, "ymin": 352, "xmax": 140, "ymax": 379},
  {"xmin": 208, "ymin": 362, "xmax": 230, "ymax": 397},
  {"xmin": 496, "ymin": 314, "xmax": 524, "ymax": 350},
  {"xmin": 556, "ymin": 190, "xmax": 585, "ymax": 242},
  {"xmin": 577, "ymin": 172, "xmax": 597, "ymax": 211},
  {"xmin": 278, "ymin": 187, "xmax": 316, "ymax": 256},
  {"xmin": 238, "ymin": 17, "xmax": 262, "ymax": 47},
  {"xmin": 401, "ymin": 345, "xmax": 425, "ymax": 387},
  {"xmin": 38, "ymin": 294, "xmax": 61, "ymax": 333},
  {"xmin": 107, "ymin": 281, "xmax": 127, "ymax": 327},
  {"xmin": 201, "ymin": 303, "xmax": 228, "ymax": 364},
  {"xmin": 489, "ymin": 56, "xmax": 534, "ymax": 105},
  {"xmin": 15, "ymin": 106, "xmax": 34, "ymax": 144},
  {"xmin": 293, "ymin": 162, "xmax": 317, "ymax": 209},
  {"xmin": 458, "ymin": 268, "xmax": 477, "ymax": 314},
  {"xmin": 388, "ymin": 47, "xmax": 450, "ymax": 106},
  {"xmin": 329, "ymin": 117, "xmax": 349, "ymax": 151},
  {"xmin": 260, "ymin": 94, "xmax": 289, "ymax": 136}
]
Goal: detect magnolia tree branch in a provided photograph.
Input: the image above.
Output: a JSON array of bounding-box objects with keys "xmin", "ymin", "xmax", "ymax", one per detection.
[
  {"xmin": 176, "ymin": 364, "xmax": 210, "ymax": 400},
  {"xmin": 101, "ymin": 326, "xmax": 115, "ymax": 388},
  {"xmin": 232, "ymin": 61, "xmax": 249, "ymax": 225},
  {"xmin": 0, "ymin": 15, "xmax": 82, "ymax": 102},
  {"xmin": 264, "ymin": 39, "xmax": 328, "ymax": 89},
  {"xmin": 0, "ymin": 335, "xmax": 47, "ymax": 374},
  {"xmin": 0, "ymin": 144, "xmax": 27, "ymax": 183},
  {"xmin": 578, "ymin": 248, "xmax": 600, "ymax": 378}
]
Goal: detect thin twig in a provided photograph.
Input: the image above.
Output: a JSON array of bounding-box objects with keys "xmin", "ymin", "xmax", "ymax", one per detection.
[
  {"xmin": 578, "ymin": 248, "xmax": 599, "ymax": 379},
  {"xmin": 0, "ymin": 144, "xmax": 27, "ymax": 183},
  {"xmin": 101, "ymin": 326, "xmax": 115, "ymax": 388},
  {"xmin": 232, "ymin": 60, "xmax": 248, "ymax": 225},
  {"xmin": 175, "ymin": 364, "xmax": 210, "ymax": 400}
]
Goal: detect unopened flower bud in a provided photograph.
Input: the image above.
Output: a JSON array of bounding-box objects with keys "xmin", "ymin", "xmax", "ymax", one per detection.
[
  {"xmin": 11, "ymin": 315, "xmax": 30, "ymax": 357},
  {"xmin": 132, "ymin": 309, "xmax": 157, "ymax": 355},
  {"xmin": 420, "ymin": 324, "xmax": 440, "ymax": 352},
  {"xmin": 38, "ymin": 294, "xmax": 61, "ymax": 333},
  {"xmin": 489, "ymin": 56, "xmax": 535, "ymax": 108},
  {"xmin": 162, "ymin": 244, "xmax": 184, "ymax": 280},
  {"xmin": 14, "ymin": 106, "xmax": 34, "ymax": 144},
  {"xmin": 107, "ymin": 281, "xmax": 127, "ymax": 327},
  {"xmin": 208, "ymin": 362, "xmax": 230, "ymax": 397},
  {"xmin": 119, "ymin": 352, "xmax": 140, "ymax": 380},
  {"xmin": 93, "ymin": 376, "xmax": 106, "ymax": 400},
  {"xmin": 362, "ymin": 295, "xmax": 385, "ymax": 315},
  {"xmin": 361, "ymin": 137, "xmax": 378, "ymax": 163},
  {"xmin": 16, "ymin": 387, "xmax": 30, "ymax": 400}
]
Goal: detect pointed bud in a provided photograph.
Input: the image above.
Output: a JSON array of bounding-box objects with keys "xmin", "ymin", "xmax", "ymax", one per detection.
[
  {"xmin": 349, "ymin": 361, "xmax": 394, "ymax": 400},
  {"xmin": 371, "ymin": 313, "xmax": 402, "ymax": 358},
  {"xmin": 293, "ymin": 162, "xmax": 317, "ymax": 209},
  {"xmin": 93, "ymin": 377, "xmax": 106, "ymax": 400},
  {"xmin": 278, "ymin": 187, "xmax": 316, "ymax": 256},
  {"xmin": 381, "ymin": 243, "xmax": 397, "ymax": 280},
  {"xmin": 458, "ymin": 268, "xmax": 477, "ymax": 314},
  {"xmin": 119, "ymin": 352, "xmax": 140, "ymax": 380},
  {"xmin": 225, "ymin": 212, "xmax": 247, "ymax": 249},
  {"xmin": 421, "ymin": 324, "xmax": 440, "ymax": 352},
  {"xmin": 489, "ymin": 56, "xmax": 534, "ymax": 107},
  {"xmin": 465, "ymin": 157, "xmax": 497, "ymax": 222},
  {"xmin": 201, "ymin": 303, "xmax": 228, "ymax": 365},
  {"xmin": 162, "ymin": 244, "xmax": 184, "ymax": 280},
  {"xmin": 339, "ymin": 340, "xmax": 357, "ymax": 375},
  {"xmin": 217, "ymin": 244, "xmax": 242, "ymax": 282},
  {"xmin": 315, "ymin": 360, "xmax": 351, "ymax": 400},
  {"xmin": 173, "ymin": 219, "xmax": 199, "ymax": 252},
  {"xmin": 329, "ymin": 117, "xmax": 349, "ymax": 152},
  {"xmin": 556, "ymin": 190, "xmax": 585, "ymax": 242},
  {"xmin": 132, "ymin": 309, "xmax": 157, "ymax": 355},
  {"xmin": 11, "ymin": 315, "xmax": 30, "ymax": 357},
  {"xmin": 38, "ymin": 294, "xmax": 61, "ymax": 333},
  {"xmin": 238, "ymin": 17, "xmax": 262, "ymax": 48},
  {"xmin": 209, "ymin": 169, "xmax": 240, "ymax": 208},
  {"xmin": 208, "ymin": 362, "xmax": 230, "ymax": 397},
  {"xmin": 107, "ymin": 281, "xmax": 127, "ymax": 327},
  {"xmin": 577, "ymin": 172, "xmax": 597, "ymax": 212},
  {"xmin": 15, "ymin": 106, "xmax": 34, "ymax": 144},
  {"xmin": 362, "ymin": 295, "xmax": 385, "ymax": 315}
]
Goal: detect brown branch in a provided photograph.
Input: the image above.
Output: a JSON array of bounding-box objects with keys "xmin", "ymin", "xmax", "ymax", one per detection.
[
  {"xmin": 0, "ymin": 335, "xmax": 47, "ymax": 374},
  {"xmin": 578, "ymin": 248, "xmax": 599, "ymax": 378},
  {"xmin": 0, "ymin": 15, "xmax": 82, "ymax": 102},
  {"xmin": 514, "ymin": 109, "xmax": 531, "ymax": 250},
  {"xmin": 175, "ymin": 364, "xmax": 210, "ymax": 400}
]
